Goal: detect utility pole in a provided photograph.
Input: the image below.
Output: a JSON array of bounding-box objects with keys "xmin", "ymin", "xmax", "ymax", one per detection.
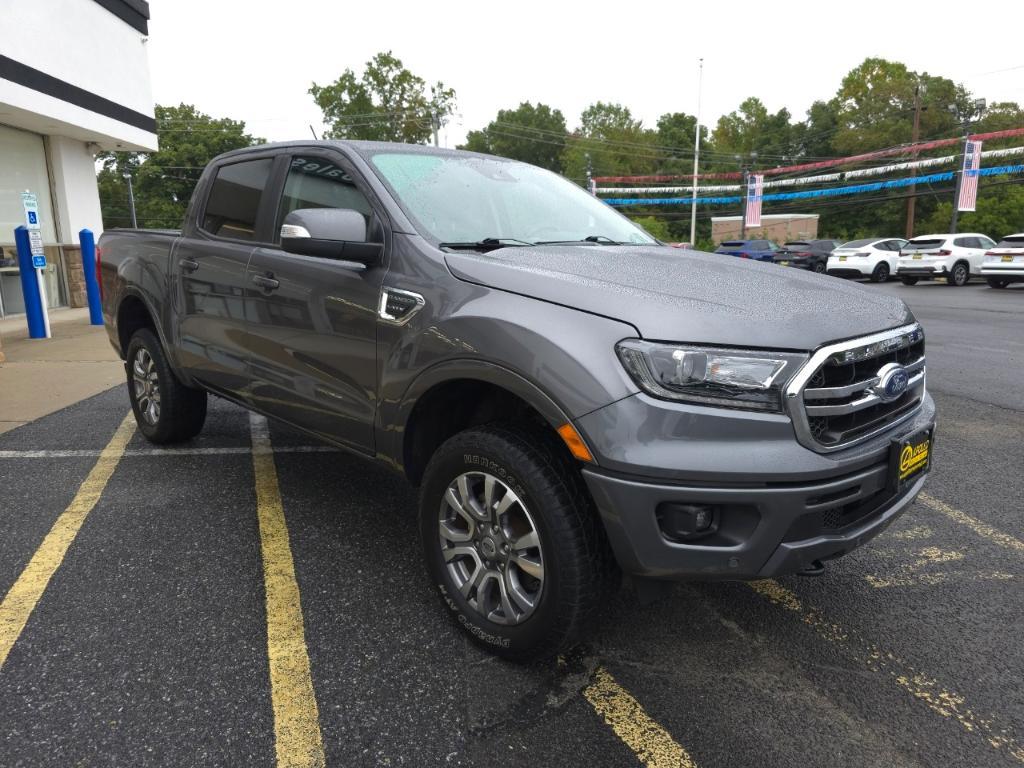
[
  {"xmin": 123, "ymin": 171, "xmax": 137, "ymax": 229},
  {"xmin": 585, "ymin": 152, "xmax": 594, "ymax": 195},
  {"xmin": 905, "ymin": 83, "xmax": 923, "ymax": 238},
  {"xmin": 689, "ymin": 58, "xmax": 704, "ymax": 247},
  {"xmin": 431, "ymin": 110, "xmax": 440, "ymax": 148}
]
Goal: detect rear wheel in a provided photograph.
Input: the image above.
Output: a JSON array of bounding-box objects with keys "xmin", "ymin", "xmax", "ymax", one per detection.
[
  {"xmin": 126, "ymin": 328, "xmax": 207, "ymax": 443},
  {"xmin": 871, "ymin": 262, "xmax": 890, "ymax": 283},
  {"xmin": 419, "ymin": 423, "xmax": 614, "ymax": 661},
  {"xmin": 987, "ymin": 277, "xmax": 1009, "ymax": 289},
  {"xmin": 900, "ymin": 277, "xmax": 919, "ymax": 286},
  {"xmin": 948, "ymin": 261, "xmax": 970, "ymax": 286},
  {"xmin": 812, "ymin": 260, "xmax": 827, "ymax": 274}
]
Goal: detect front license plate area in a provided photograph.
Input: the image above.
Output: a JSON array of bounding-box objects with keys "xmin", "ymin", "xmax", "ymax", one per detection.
[{"xmin": 889, "ymin": 427, "xmax": 932, "ymax": 491}]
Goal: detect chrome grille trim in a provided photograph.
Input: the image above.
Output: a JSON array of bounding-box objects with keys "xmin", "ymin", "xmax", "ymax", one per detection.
[{"xmin": 786, "ymin": 323, "xmax": 926, "ymax": 453}]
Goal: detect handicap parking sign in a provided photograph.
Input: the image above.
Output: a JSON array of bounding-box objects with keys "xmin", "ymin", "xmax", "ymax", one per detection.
[
  {"xmin": 27, "ymin": 211, "xmax": 38, "ymax": 225},
  {"xmin": 32, "ymin": 255, "xmax": 46, "ymax": 268}
]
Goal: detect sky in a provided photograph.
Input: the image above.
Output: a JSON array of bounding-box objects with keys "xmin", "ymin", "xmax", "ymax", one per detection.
[{"xmin": 146, "ymin": 0, "xmax": 1024, "ymax": 150}]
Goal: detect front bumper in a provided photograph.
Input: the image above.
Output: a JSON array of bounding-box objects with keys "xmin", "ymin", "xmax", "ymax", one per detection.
[{"xmin": 577, "ymin": 393, "xmax": 935, "ymax": 581}]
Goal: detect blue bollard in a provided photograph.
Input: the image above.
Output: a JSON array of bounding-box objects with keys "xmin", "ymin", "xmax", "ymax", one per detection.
[
  {"xmin": 14, "ymin": 226, "xmax": 46, "ymax": 339},
  {"xmin": 79, "ymin": 229, "xmax": 103, "ymax": 325}
]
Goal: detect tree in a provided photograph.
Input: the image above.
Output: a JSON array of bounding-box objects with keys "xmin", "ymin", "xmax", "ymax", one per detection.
[
  {"xmin": 310, "ymin": 51, "xmax": 456, "ymax": 144},
  {"xmin": 561, "ymin": 102, "xmax": 659, "ymax": 185},
  {"xmin": 97, "ymin": 103, "xmax": 263, "ymax": 230},
  {"xmin": 628, "ymin": 215, "xmax": 673, "ymax": 241},
  {"xmin": 458, "ymin": 102, "xmax": 567, "ymax": 171},
  {"xmin": 919, "ymin": 182, "xmax": 1024, "ymax": 240},
  {"xmin": 831, "ymin": 58, "xmax": 967, "ymax": 155},
  {"xmin": 711, "ymin": 97, "xmax": 797, "ymax": 166}
]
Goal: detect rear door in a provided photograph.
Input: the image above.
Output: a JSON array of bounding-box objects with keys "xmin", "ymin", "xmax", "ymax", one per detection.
[
  {"xmin": 244, "ymin": 149, "xmax": 388, "ymax": 453},
  {"xmin": 173, "ymin": 155, "xmax": 276, "ymax": 397}
]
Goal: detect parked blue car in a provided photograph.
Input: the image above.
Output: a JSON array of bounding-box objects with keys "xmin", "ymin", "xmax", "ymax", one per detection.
[{"xmin": 714, "ymin": 239, "xmax": 780, "ymax": 262}]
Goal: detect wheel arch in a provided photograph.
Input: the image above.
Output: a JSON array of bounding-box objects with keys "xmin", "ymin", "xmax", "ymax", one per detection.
[{"xmin": 394, "ymin": 361, "xmax": 581, "ymax": 487}]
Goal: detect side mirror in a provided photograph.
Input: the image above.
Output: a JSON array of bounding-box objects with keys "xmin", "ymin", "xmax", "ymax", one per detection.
[{"xmin": 279, "ymin": 208, "xmax": 383, "ymax": 264}]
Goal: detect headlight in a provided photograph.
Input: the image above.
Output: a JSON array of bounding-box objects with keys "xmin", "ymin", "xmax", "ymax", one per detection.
[{"xmin": 615, "ymin": 340, "xmax": 807, "ymax": 412}]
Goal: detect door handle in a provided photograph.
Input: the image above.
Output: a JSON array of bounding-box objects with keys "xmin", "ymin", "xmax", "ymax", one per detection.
[
  {"xmin": 179, "ymin": 258, "xmax": 199, "ymax": 273},
  {"xmin": 252, "ymin": 272, "xmax": 280, "ymax": 291}
]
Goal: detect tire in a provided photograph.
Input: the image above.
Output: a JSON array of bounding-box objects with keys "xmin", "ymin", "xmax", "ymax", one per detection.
[
  {"xmin": 126, "ymin": 328, "xmax": 207, "ymax": 443},
  {"xmin": 812, "ymin": 260, "xmax": 827, "ymax": 274},
  {"xmin": 871, "ymin": 262, "xmax": 890, "ymax": 283},
  {"xmin": 900, "ymin": 277, "xmax": 919, "ymax": 286},
  {"xmin": 986, "ymin": 277, "xmax": 1009, "ymax": 289},
  {"xmin": 948, "ymin": 261, "xmax": 970, "ymax": 286},
  {"xmin": 419, "ymin": 423, "xmax": 615, "ymax": 661}
]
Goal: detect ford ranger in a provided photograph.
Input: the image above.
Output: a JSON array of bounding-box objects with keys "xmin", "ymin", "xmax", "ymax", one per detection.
[{"xmin": 98, "ymin": 141, "xmax": 935, "ymax": 660}]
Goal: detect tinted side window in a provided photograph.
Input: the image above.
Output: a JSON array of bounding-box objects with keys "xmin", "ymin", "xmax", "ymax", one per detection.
[
  {"xmin": 953, "ymin": 237, "xmax": 973, "ymax": 248},
  {"xmin": 202, "ymin": 159, "xmax": 274, "ymax": 241},
  {"xmin": 276, "ymin": 156, "xmax": 373, "ymax": 239}
]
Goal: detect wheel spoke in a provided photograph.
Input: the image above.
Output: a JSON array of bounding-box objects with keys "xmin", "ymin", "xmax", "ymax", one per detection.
[
  {"xmin": 512, "ymin": 530, "xmax": 539, "ymax": 552},
  {"xmin": 511, "ymin": 553, "xmax": 543, "ymax": 580},
  {"xmin": 439, "ymin": 519, "xmax": 472, "ymax": 544},
  {"xmin": 489, "ymin": 570, "xmax": 517, "ymax": 624},
  {"xmin": 505, "ymin": 568, "xmax": 537, "ymax": 613},
  {"xmin": 460, "ymin": 561, "xmax": 486, "ymax": 598},
  {"xmin": 483, "ymin": 475, "xmax": 496, "ymax": 518},
  {"xmin": 445, "ymin": 487, "xmax": 475, "ymax": 529},
  {"xmin": 443, "ymin": 545, "xmax": 479, "ymax": 564},
  {"xmin": 493, "ymin": 488, "xmax": 518, "ymax": 518}
]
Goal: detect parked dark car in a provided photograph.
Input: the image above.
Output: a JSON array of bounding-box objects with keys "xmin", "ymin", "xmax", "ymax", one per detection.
[
  {"xmin": 714, "ymin": 239, "xmax": 779, "ymax": 261},
  {"xmin": 98, "ymin": 141, "xmax": 934, "ymax": 661},
  {"xmin": 773, "ymin": 240, "xmax": 842, "ymax": 273}
]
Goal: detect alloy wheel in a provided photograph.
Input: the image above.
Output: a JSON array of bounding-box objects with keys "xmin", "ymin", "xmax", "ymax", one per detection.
[
  {"xmin": 438, "ymin": 471, "xmax": 544, "ymax": 626},
  {"xmin": 132, "ymin": 348, "xmax": 161, "ymax": 425}
]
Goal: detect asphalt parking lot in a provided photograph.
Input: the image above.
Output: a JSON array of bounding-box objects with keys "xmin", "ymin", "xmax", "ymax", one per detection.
[{"xmin": 1, "ymin": 279, "xmax": 1022, "ymax": 767}]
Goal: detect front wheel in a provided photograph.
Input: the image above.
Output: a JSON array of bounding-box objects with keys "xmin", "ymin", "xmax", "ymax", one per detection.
[
  {"xmin": 871, "ymin": 262, "xmax": 890, "ymax": 283},
  {"xmin": 419, "ymin": 424, "xmax": 614, "ymax": 661},
  {"xmin": 126, "ymin": 328, "xmax": 207, "ymax": 443},
  {"xmin": 900, "ymin": 276, "xmax": 919, "ymax": 286},
  {"xmin": 987, "ymin": 277, "xmax": 1009, "ymax": 289},
  {"xmin": 812, "ymin": 261, "xmax": 827, "ymax": 274}
]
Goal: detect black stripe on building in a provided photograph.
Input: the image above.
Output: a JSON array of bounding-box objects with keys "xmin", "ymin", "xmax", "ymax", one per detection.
[
  {"xmin": 0, "ymin": 56, "xmax": 157, "ymax": 135},
  {"xmin": 92, "ymin": 0, "xmax": 151, "ymax": 35}
]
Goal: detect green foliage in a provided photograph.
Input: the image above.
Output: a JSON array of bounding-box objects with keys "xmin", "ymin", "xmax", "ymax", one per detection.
[
  {"xmin": 310, "ymin": 51, "xmax": 456, "ymax": 144},
  {"xmin": 562, "ymin": 102, "xmax": 659, "ymax": 185},
  {"xmin": 710, "ymin": 97, "xmax": 797, "ymax": 165},
  {"xmin": 456, "ymin": 102, "xmax": 567, "ymax": 171},
  {"xmin": 97, "ymin": 103, "xmax": 263, "ymax": 230},
  {"xmin": 919, "ymin": 182, "xmax": 1024, "ymax": 239},
  {"xmin": 628, "ymin": 215, "xmax": 673, "ymax": 241}
]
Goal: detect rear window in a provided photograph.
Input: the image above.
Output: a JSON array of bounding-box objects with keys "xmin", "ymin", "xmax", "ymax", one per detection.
[
  {"xmin": 996, "ymin": 237, "xmax": 1024, "ymax": 249},
  {"xmin": 839, "ymin": 238, "xmax": 876, "ymax": 248},
  {"xmin": 905, "ymin": 238, "xmax": 945, "ymax": 249},
  {"xmin": 720, "ymin": 241, "xmax": 745, "ymax": 247},
  {"xmin": 784, "ymin": 241, "xmax": 809, "ymax": 249},
  {"xmin": 202, "ymin": 158, "xmax": 274, "ymax": 241}
]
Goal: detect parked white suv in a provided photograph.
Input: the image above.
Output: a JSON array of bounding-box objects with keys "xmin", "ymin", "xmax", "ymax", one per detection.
[
  {"xmin": 896, "ymin": 233, "xmax": 996, "ymax": 286},
  {"xmin": 981, "ymin": 233, "xmax": 1024, "ymax": 289},
  {"xmin": 827, "ymin": 238, "xmax": 908, "ymax": 283}
]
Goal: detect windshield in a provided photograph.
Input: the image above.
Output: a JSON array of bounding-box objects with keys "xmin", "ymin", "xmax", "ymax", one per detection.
[{"xmin": 368, "ymin": 152, "xmax": 657, "ymax": 246}]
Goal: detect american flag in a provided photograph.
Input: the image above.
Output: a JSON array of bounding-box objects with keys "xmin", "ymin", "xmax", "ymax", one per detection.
[
  {"xmin": 957, "ymin": 140, "xmax": 983, "ymax": 212},
  {"xmin": 745, "ymin": 174, "xmax": 764, "ymax": 228}
]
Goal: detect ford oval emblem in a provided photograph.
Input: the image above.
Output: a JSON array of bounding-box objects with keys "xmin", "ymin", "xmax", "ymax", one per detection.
[{"xmin": 875, "ymin": 363, "xmax": 910, "ymax": 403}]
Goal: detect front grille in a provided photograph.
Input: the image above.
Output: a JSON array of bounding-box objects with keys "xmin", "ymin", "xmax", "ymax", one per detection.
[
  {"xmin": 783, "ymin": 485, "xmax": 896, "ymax": 542},
  {"xmin": 789, "ymin": 325, "xmax": 926, "ymax": 452}
]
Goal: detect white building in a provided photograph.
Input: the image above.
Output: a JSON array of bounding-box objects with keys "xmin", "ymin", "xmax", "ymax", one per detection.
[{"xmin": 0, "ymin": 0, "xmax": 157, "ymax": 317}]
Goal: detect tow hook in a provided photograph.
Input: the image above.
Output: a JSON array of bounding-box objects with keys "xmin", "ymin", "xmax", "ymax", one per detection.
[{"xmin": 797, "ymin": 560, "xmax": 826, "ymax": 577}]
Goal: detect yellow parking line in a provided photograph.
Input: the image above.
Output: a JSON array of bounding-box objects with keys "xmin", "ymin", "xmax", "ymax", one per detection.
[
  {"xmin": 0, "ymin": 412, "xmax": 135, "ymax": 671},
  {"xmin": 749, "ymin": 580, "xmax": 1024, "ymax": 763},
  {"xmin": 584, "ymin": 665, "xmax": 698, "ymax": 768},
  {"xmin": 249, "ymin": 414, "xmax": 326, "ymax": 768},
  {"xmin": 918, "ymin": 493, "xmax": 1024, "ymax": 553}
]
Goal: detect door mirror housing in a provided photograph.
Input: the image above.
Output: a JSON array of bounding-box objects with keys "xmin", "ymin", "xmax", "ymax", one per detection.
[{"xmin": 280, "ymin": 208, "xmax": 382, "ymax": 264}]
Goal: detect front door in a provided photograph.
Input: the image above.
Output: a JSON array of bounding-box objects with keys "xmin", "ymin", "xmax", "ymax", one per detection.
[
  {"xmin": 174, "ymin": 156, "xmax": 276, "ymax": 397},
  {"xmin": 245, "ymin": 152, "xmax": 386, "ymax": 453}
]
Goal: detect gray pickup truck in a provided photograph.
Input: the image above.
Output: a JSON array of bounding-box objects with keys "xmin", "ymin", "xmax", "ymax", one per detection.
[{"xmin": 99, "ymin": 141, "xmax": 935, "ymax": 660}]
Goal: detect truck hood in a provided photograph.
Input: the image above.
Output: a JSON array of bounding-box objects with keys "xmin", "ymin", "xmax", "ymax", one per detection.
[{"xmin": 445, "ymin": 245, "xmax": 915, "ymax": 350}]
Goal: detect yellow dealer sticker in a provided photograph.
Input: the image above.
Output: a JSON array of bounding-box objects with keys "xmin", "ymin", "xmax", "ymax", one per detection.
[{"xmin": 899, "ymin": 438, "xmax": 930, "ymax": 480}]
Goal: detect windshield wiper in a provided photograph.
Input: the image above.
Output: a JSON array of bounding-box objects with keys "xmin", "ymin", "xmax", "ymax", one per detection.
[
  {"xmin": 439, "ymin": 237, "xmax": 534, "ymax": 251},
  {"xmin": 535, "ymin": 235, "xmax": 623, "ymax": 245}
]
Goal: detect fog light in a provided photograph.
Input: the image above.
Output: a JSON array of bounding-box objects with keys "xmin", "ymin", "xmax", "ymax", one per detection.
[{"xmin": 657, "ymin": 503, "xmax": 718, "ymax": 541}]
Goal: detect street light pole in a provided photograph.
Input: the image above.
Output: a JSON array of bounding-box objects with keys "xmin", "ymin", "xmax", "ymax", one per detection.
[
  {"xmin": 905, "ymin": 83, "xmax": 924, "ymax": 238},
  {"xmin": 689, "ymin": 58, "xmax": 704, "ymax": 247},
  {"xmin": 123, "ymin": 171, "xmax": 138, "ymax": 229}
]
